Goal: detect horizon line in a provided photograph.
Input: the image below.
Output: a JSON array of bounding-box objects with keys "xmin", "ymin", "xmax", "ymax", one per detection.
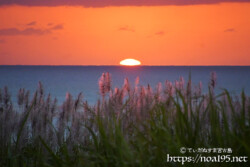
[{"xmin": 0, "ymin": 65, "xmax": 250, "ymax": 67}]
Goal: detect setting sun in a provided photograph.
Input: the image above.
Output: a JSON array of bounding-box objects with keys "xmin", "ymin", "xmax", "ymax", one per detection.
[{"xmin": 120, "ymin": 59, "xmax": 141, "ymax": 66}]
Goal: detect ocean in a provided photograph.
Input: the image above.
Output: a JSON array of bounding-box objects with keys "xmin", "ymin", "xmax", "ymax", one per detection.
[{"xmin": 0, "ymin": 66, "xmax": 249, "ymax": 105}]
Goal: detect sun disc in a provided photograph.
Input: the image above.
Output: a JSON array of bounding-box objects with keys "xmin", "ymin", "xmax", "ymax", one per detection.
[{"xmin": 120, "ymin": 59, "xmax": 141, "ymax": 66}]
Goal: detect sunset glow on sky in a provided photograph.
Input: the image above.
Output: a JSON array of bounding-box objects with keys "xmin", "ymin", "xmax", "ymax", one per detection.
[{"xmin": 0, "ymin": 1, "xmax": 250, "ymax": 65}]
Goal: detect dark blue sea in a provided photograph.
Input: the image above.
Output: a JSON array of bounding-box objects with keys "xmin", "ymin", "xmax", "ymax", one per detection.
[{"xmin": 0, "ymin": 66, "xmax": 249, "ymax": 105}]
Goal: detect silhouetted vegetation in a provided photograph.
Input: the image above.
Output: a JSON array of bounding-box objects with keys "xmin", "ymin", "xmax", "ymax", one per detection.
[{"xmin": 0, "ymin": 72, "xmax": 249, "ymax": 167}]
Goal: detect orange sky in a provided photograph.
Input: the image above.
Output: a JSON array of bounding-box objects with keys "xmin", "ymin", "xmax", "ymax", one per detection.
[{"xmin": 0, "ymin": 3, "xmax": 250, "ymax": 65}]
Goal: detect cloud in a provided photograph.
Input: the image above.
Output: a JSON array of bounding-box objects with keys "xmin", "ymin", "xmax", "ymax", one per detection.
[
  {"xmin": 118, "ymin": 26, "xmax": 135, "ymax": 32},
  {"xmin": 0, "ymin": 24, "xmax": 64, "ymax": 36},
  {"xmin": 0, "ymin": 39, "xmax": 5, "ymax": 43},
  {"xmin": 155, "ymin": 31, "xmax": 165, "ymax": 36},
  {"xmin": 224, "ymin": 28, "xmax": 236, "ymax": 32},
  {"xmin": 50, "ymin": 24, "xmax": 64, "ymax": 30},
  {"xmin": 27, "ymin": 21, "xmax": 36, "ymax": 26},
  {"xmin": 0, "ymin": 0, "xmax": 249, "ymax": 7},
  {"xmin": 0, "ymin": 28, "xmax": 50, "ymax": 36}
]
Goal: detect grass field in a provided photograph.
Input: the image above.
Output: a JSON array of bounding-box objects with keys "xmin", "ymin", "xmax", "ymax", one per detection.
[{"xmin": 0, "ymin": 72, "xmax": 249, "ymax": 167}]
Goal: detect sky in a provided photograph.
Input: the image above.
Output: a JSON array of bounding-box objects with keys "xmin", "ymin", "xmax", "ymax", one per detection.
[{"xmin": 0, "ymin": 0, "xmax": 250, "ymax": 65}]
